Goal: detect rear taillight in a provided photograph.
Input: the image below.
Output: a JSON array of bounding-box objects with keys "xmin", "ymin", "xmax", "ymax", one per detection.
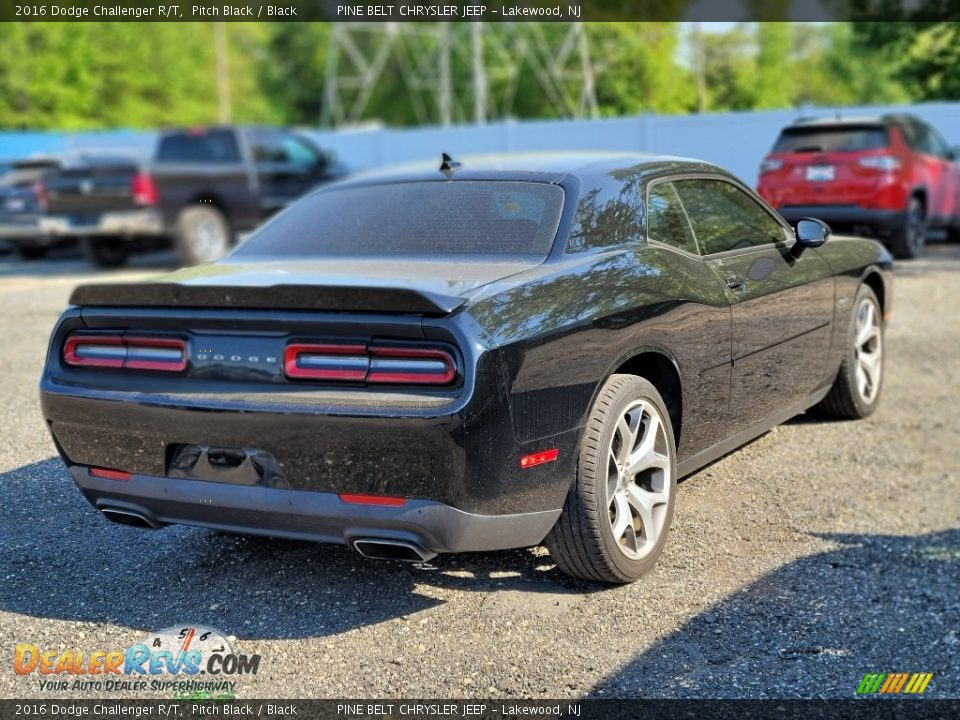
[
  {"xmin": 64, "ymin": 334, "xmax": 187, "ymax": 372},
  {"xmin": 759, "ymin": 157, "xmax": 784, "ymax": 174},
  {"xmin": 33, "ymin": 181, "xmax": 47, "ymax": 211},
  {"xmin": 284, "ymin": 343, "xmax": 457, "ymax": 386},
  {"xmin": 283, "ymin": 343, "xmax": 369, "ymax": 381},
  {"xmin": 131, "ymin": 172, "xmax": 158, "ymax": 206},
  {"xmin": 857, "ymin": 155, "xmax": 901, "ymax": 172}
]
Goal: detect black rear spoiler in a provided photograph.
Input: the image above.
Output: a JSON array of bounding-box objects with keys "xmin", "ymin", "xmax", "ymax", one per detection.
[{"xmin": 68, "ymin": 283, "xmax": 464, "ymax": 316}]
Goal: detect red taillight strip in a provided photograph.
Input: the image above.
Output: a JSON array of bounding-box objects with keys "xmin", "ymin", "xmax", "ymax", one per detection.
[
  {"xmin": 64, "ymin": 335, "xmax": 125, "ymax": 368},
  {"xmin": 284, "ymin": 343, "xmax": 369, "ymax": 380},
  {"xmin": 64, "ymin": 334, "xmax": 187, "ymax": 372},
  {"xmin": 520, "ymin": 448, "xmax": 559, "ymax": 469},
  {"xmin": 284, "ymin": 342, "xmax": 457, "ymax": 386},
  {"xmin": 89, "ymin": 467, "xmax": 131, "ymax": 481},
  {"xmin": 338, "ymin": 492, "xmax": 407, "ymax": 507},
  {"xmin": 367, "ymin": 346, "xmax": 456, "ymax": 385},
  {"xmin": 123, "ymin": 337, "xmax": 188, "ymax": 372}
]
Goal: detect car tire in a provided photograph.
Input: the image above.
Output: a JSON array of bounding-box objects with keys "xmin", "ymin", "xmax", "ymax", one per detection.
[
  {"xmin": 175, "ymin": 205, "xmax": 232, "ymax": 266},
  {"xmin": 81, "ymin": 237, "xmax": 129, "ymax": 268},
  {"xmin": 818, "ymin": 285, "xmax": 884, "ymax": 419},
  {"xmin": 12, "ymin": 244, "xmax": 47, "ymax": 261},
  {"xmin": 545, "ymin": 374, "xmax": 677, "ymax": 584},
  {"xmin": 889, "ymin": 196, "xmax": 926, "ymax": 259}
]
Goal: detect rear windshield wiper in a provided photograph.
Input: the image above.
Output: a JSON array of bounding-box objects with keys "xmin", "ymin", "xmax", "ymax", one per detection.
[{"xmin": 791, "ymin": 145, "xmax": 825, "ymax": 153}]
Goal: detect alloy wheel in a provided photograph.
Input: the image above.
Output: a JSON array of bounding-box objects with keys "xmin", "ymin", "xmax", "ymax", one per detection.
[
  {"xmin": 606, "ymin": 399, "xmax": 673, "ymax": 560},
  {"xmin": 853, "ymin": 296, "xmax": 882, "ymax": 404}
]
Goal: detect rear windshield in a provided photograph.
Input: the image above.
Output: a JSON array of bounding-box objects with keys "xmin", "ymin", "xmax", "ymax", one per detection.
[
  {"xmin": 773, "ymin": 125, "xmax": 889, "ymax": 153},
  {"xmin": 0, "ymin": 164, "xmax": 56, "ymax": 187},
  {"xmin": 156, "ymin": 130, "xmax": 241, "ymax": 163},
  {"xmin": 234, "ymin": 181, "xmax": 566, "ymax": 259}
]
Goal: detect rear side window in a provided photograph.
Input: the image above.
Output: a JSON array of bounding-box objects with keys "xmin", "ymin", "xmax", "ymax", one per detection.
[
  {"xmin": 567, "ymin": 183, "xmax": 644, "ymax": 253},
  {"xmin": 250, "ymin": 130, "xmax": 321, "ymax": 166},
  {"xmin": 646, "ymin": 182, "xmax": 698, "ymax": 255},
  {"xmin": 156, "ymin": 130, "xmax": 241, "ymax": 163},
  {"xmin": 234, "ymin": 180, "xmax": 565, "ymax": 259},
  {"xmin": 773, "ymin": 126, "xmax": 889, "ymax": 153},
  {"xmin": 673, "ymin": 179, "xmax": 784, "ymax": 255}
]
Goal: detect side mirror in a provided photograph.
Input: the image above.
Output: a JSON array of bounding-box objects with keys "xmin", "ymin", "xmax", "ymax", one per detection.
[{"xmin": 795, "ymin": 217, "xmax": 830, "ymax": 248}]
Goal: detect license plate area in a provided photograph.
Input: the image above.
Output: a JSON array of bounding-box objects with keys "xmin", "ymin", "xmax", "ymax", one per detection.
[
  {"xmin": 805, "ymin": 165, "xmax": 835, "ymax": 182},
  {"xmin": 166, "ymin": 444, "xmax": 287, "ymax": 488}
]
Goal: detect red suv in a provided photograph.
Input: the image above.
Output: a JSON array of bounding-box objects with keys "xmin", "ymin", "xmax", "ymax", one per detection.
[{"xmin": 757, "ymin": 114, "xmax": 960, "ymax": 258}]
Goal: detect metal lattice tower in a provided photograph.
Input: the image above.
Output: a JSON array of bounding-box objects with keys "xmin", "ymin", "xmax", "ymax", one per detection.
[{"xmin": 321, "ymin": 22, "xmax": 598, "ymax": 128}]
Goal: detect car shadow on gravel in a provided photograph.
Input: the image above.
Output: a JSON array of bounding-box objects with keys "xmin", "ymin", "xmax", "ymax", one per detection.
[
  {"xmin": 0, "ymin": 458, "xmax": 591, "ymax": 641},
  {"xmin": 588, "ymin": 528, "xmax": 960, "ymax": 698}
]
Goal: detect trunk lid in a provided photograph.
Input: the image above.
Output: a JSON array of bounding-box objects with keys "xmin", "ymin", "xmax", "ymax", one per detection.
[{"xmin": 69, "ymin": 258, "xmax": 541, "ymax": 315}]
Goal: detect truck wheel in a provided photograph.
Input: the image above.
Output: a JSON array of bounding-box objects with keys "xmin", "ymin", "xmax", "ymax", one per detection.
[
  {"xmin": 81, "ymin": 237, "xmax": 129, "ymax": 268},
  {"xmin": 545, "ymin": 374, "xmax": 677, "ymax": 584},
  {"xmin": 889, "ymin": 196, "xmax": 926, "ymax": 259},
  {"xmin": 12, "ymin": 244, "xmax": 47, "ymax": 261},
  {"xmin": 175, "ymin": 205, "xmax": 231, "ymax": 266}
]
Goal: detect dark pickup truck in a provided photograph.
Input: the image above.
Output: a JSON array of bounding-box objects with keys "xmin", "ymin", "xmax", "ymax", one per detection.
[
  {"xmin": 40, "ymin": 126, "xmax": 347, "ymax": 266},
  {"xmin": 0, "ymin": 157, "xmax": 62, "ymax": 259}
]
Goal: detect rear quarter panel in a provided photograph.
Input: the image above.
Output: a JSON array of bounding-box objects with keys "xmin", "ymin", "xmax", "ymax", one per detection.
[{"xmin": 463, "ymin": 245, "xmax": 733, "ymax": 463}]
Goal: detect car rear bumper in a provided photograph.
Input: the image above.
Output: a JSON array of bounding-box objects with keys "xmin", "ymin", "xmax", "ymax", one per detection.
[
  {"xmin": 70, "ymin": 465, "xmax": 561, "ymax": 555},
  {"xmin": 0, "ymin": 220, "xmax": 48, "ymax": 241},
  {"xmin": 39, "ymin": 208, "xmax": 165, "ymax": 238},
  {"xmin": 777, "ymin": 205, "xmax": 903, "ymax": 234}
]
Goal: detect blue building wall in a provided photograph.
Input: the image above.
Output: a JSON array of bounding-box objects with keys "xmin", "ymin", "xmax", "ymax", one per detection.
[{"xmin": 3, "ymin": 102, "xmax": 959, "ymax": 188}]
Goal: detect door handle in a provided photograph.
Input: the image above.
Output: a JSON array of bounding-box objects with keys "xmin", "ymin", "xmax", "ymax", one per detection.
[{"xmin": 725, "ymin": 275, "xmax": 747, "ymax": 291}]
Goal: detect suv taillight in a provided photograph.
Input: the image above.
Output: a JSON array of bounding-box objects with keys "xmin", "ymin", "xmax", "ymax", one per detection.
[
  {"xmin": 64, "ymin": 334, "xmax": 187, "ymax": 372},
  {"xmin": 857, "ymin": 156, "xmax": 901, "ymax": 172},
  {"xmin": 131, "ymin": 172, "xmax": 158, "ymax": 206},
  {"xmin": 33, "ymin": 181, "xmax": 47, "ymax": 211},
  {"xmin": 759, "ymin": 157, "xmax": 784, "ymax": 174},
  {"xmin": 284, "ymin": 343, "xmax": 457, "ymax": 386}
]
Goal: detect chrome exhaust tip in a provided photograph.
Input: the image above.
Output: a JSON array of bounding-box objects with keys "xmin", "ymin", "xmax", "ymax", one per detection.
[
  {"xmin": 100, "ymin": 507, "xmax": 162, "ymax": 530},
  {"xmin": 352, "ymin": 538, "xmax": 436, "ymax": 563}
]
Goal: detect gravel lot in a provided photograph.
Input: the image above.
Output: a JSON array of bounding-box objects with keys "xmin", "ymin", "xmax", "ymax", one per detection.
[{"xmin": 0, "ymin": 244, "xmax": 957, "ymax": 699}]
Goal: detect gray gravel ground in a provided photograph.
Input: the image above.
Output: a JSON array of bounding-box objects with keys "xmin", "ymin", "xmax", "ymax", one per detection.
[{"xmin": 0, "ymin": 244, "xmax": 957, "ymax": 699}]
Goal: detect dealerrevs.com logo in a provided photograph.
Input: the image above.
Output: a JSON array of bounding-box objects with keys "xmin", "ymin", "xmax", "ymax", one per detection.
[{"xmin": 14, "ymin": 625, "xmax": 260, "ymax": 694}]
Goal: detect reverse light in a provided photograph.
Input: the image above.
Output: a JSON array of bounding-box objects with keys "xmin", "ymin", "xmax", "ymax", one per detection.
[
  {"xmin": 858, "ymin": 155, "xmax": 901, "ymax": 172},
  {"xmin": 89, "ymin": 467, "xmax": 131, "ymax": 481},
  {"xmin": 64, "ymin": 334, "xmax": 187, "ymax": 372},
  {"xmin": 284, "ymin": 342, "xmax": 457, "ymax": 386},
  {"xmin": 131, "ymin": 172, "xmax": 159, "ymax": 206},
  {"xmin": 759, "ymin": 158, "xmax": 784, "ymax": 173},
  {"xmin": 283, "ymin": 343, "xmax": 369, "ymax": 381},
  {"xmin": 338, "ymin": 493, "xmax": 407, "ymax": 507},
  {"xmin": 367, "ymin": 346, "xmax": 456, "ymax": 385},
  {"xmin": 520, "ymin": 448, "xmax": 559, "ymax": 469}
]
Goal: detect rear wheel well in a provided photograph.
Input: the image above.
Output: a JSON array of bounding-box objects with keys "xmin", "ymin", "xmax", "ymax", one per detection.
[
  {"xmin": 911, "ymin": 189, "xmax": 927, "ymax": 214},
  {"xmin": 862, "ymin": 272, "xmax": 886, "ymax": 317},
  {"xmin": 184, "ymin": 193, "xmax": 229, "ymax": 219},
  {"xmin": 613, "ymin": 352, "xmax": 683, "ymax": 448}
]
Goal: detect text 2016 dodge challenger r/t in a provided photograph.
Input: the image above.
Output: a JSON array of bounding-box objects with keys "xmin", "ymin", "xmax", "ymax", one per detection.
[{"xmin": 40, "ymin": 153, "xmax": 892, "ymax": 583}]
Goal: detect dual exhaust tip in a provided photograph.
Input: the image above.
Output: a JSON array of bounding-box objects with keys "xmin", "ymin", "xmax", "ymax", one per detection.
[
  {"xmin": 352, "ymin": 538, "xmax": 437, "ymax": 563},
  {"xmin": 99, "ymin": 507, "xmax": 436, "ymax": 563}
]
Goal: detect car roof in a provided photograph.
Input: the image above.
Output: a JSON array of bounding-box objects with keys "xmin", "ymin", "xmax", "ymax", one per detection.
[
  {"xmin": 332, "ymin": 151, "xmax": 721, "ymax": 187},
  {"xmin": 787, "ymin": 113, "xmax": 921, "ymax": 129}
]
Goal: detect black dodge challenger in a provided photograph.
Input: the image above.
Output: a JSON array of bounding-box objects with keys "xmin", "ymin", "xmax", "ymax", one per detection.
[{"xmin": 40, "ymin": 153, "xmax": 892, "ymax": 583}]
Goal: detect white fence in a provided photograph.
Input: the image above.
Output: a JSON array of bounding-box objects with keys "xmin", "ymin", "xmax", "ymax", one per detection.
[
  {"xmin": 3, "ymin": 102, "xmax": 959, "ymax": 189},
  {"xmin": 304, "ymin": 102, "xmax": 960, "ymax": 187}
]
